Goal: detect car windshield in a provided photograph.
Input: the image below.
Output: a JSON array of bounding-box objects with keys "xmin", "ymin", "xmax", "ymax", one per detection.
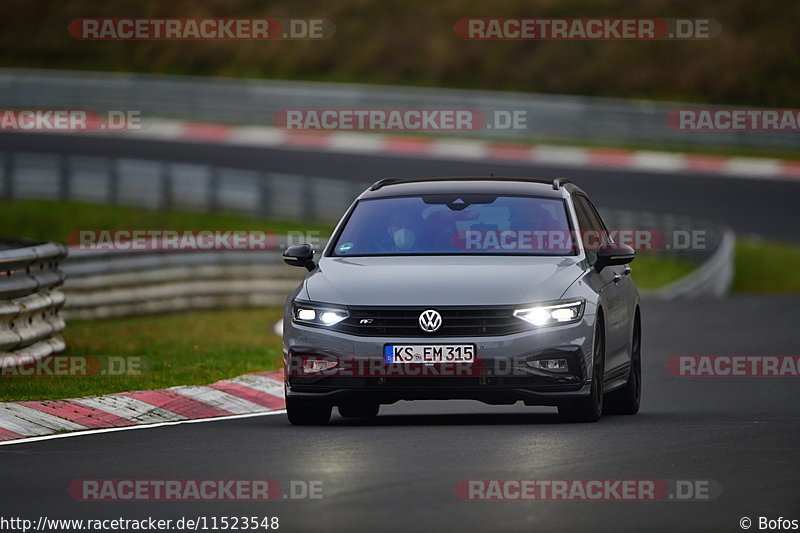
[{"xmin": 331, "ymin": 194, "xmax": 575, "ymax": 256}]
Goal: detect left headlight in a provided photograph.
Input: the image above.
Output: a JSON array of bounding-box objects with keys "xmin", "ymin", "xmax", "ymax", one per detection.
[
  {"xmin": 513, "ymin": 299, "xmax": 585, "ymax": 327},
  {"xmin": 292, "ymin": 301, "xmax": 348, "ymax": 326}
]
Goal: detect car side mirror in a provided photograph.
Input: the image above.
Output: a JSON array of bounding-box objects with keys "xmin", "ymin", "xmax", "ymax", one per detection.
[
  {"xmin": 594, "ymin": 242, "xmax": 635, "ymax": 272},
  {"xmin": 283, "ymin": 243, "xmax": 316, "ymax": 271}
]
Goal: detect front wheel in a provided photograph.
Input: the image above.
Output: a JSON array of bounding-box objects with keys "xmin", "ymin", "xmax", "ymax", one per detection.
[
  {"xmin": 604, "ymin": 313, "xmax": 641, "ymax": 415},
  {"xmin": 558, "ymin": 319, "xmax": 604, "ymax": 423},
  {"xmin": 286, "ymin": 398, "xmax": 332, "ymax": 425}
]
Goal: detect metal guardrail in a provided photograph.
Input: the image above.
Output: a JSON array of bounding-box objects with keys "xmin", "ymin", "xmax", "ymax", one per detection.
[
  {"xmin": 0, "ymin": 240, "xmax": 68, "ymax": 357},
  {"xmin": 600, "ymin": 209, "xmax": 735, "ymax": 299},
  {"xmin": 0, "ymin": 151, "xmax": 370, "ymax": 222},
  {"xmin": 58, "ymin": 209, "xmax": 734, "ymax": 321},
  {"xmin": 62, "ymin": 249, "xmax": 304, "ymax": 320},
  {"xmin": 0, "ymin": 241, "xmax": 67, "ymax": 299},
  {"xmin": 600, "ymin": 209, "xmax": 724, "ymax": 263},
  {"xmin": 1, "ymin": 68, "xmax": 797, "ymax": 149},
  {"xmin": 646, "ymin": 230, "xmax": 735, "ymax": 299},
  {"xmin": 0, "ymin": 148, "xmax": 734, "ymax": 318}
]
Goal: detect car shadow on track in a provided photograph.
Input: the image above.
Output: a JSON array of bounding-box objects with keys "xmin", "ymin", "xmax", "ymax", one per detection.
[
  {"xmin": 322, "ymin": 411, "xmax": 666, "ymax": 427},
  {"xmin": 331, "ymin": 412, "xmax": 565, "ymax": 426}
]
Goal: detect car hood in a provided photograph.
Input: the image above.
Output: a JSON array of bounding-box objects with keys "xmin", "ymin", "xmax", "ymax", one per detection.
[{"xmin": 303, "ymin": 255, "xmax": 583, "ymax": 306}]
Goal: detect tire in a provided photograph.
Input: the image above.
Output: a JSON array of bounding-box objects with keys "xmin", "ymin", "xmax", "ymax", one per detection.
[
  {"xmin": 558, "ymin": 317, "xmax": 604, "ymax": 423},
  {"xmin": 338, "ymin": 402, "xmax": 380, "ymax": 418},
  {"xmin": 286, "ymin": 397, "xmax": 332, "ymax": 425},
  {"xmin": 604, "ymin": 312, "xmax": 641, "ymax": 415}
]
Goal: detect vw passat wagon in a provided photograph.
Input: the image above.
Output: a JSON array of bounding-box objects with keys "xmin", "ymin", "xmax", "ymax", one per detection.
[{"xmin": 282, "ymin": 177, "xmax": 641, "ymax": 424}]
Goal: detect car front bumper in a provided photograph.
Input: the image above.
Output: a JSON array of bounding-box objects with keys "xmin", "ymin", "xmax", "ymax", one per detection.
[{"xmin": 282, "ymin": 316, "xmax": 596, "ymax": 407}]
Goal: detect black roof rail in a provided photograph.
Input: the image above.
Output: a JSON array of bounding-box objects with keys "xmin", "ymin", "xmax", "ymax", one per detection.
[
  {"xmin": 369, "ymin": 176, "xmax": 570, "ymax": 191},
  {"xmin": 369, "ymin": 177, "xmax": 403, "ymax": 191},
  {"xmin": 552, "ymin": 177, "xmax": 571, "ymax": 190}
]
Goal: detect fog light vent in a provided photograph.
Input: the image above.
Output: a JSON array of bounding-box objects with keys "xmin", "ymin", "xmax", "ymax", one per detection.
[
  {"xmin": 528, "ymin": 358, "xmax": 569, "ymax": 372},
  {"xmin": 303, "ymin": 358, "xmax": 338, "ymax": 373}
]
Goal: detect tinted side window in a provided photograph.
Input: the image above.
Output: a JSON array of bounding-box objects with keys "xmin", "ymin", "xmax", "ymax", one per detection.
[
  {"xmin": 582, "ymin": 196, "xmax": 611, "ymax": 244},
  {"xmin": 572, "ymin": 196, "xmax": 598, "ymax": 263}
]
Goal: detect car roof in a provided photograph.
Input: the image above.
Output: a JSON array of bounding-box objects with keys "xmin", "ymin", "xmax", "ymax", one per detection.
[{"xmin": 358, "ymin": 177, "xmax": 582, "ymax": 200}]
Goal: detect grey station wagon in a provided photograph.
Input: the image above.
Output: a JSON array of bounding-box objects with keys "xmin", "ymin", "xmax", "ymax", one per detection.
[{"xmin": 282, "ymin": 177, "xmax": 641, "ymax": 424}]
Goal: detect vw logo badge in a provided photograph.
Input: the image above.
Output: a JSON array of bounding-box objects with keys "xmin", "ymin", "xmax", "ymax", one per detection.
[{"xmin": 418, "ymin": 309, "xmax": 442, "ymax": 333}]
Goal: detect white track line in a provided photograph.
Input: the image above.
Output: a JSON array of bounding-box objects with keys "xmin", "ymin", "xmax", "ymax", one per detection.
[
  {"xmin": 130, "ymin": 121, "xmax": 186, "ymax": 140},
  {"xmin": 429, "ymin": 140, "xmax": 488, "ymax": 160},
  {"xmin": 725, "ymin": 158, "xmax": 781, "ymax": 178},
  {"xmin": 327, "ymin": 132, "xmax": 386, "ymax": 152},
  {"xmin": 0, "ymin": 410, "xmax": 286, "ymax": 447},
  {"xmin": 631, "ymin": 151, "xmax": 688, "ymax": 172},
  {"xmin": 532, "ymin": 144, "xmax": 591, "ymax": 166},
  {"xmin": 227, "ymin": 126, "xmax": 286, "ymax": 146}
]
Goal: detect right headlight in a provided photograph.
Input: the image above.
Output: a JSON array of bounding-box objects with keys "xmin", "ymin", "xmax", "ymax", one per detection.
[
  {"xmin": 513, "ymin": 299, "xmax": 585, "ymax": 327},
  {"xmin": 292, "ymin": 301, "xmax": 349, "ymax": 326}
]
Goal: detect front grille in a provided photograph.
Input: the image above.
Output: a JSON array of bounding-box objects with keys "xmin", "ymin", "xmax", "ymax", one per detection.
[{"xmin": 330, "ymin": 306, "xmax": 529, "ymax": 337}]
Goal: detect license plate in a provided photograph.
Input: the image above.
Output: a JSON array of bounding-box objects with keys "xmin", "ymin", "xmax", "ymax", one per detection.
[{"xmin": 385, "ymin": 345, "xmax": 475, "ymax": 364}]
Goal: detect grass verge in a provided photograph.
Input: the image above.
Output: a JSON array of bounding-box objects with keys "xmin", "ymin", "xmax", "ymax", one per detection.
[
  {"xmin": 0, "ymin": 308, "xmax": 285, "ymax": 402},
  {"xmin": 630, "ymin": 255, "xmax": 697, "ymax": 290},
  {"xmin": 0, "ymin": 199, "xmax": 333, "ymax": 244},
  {"xmin": 733, "ymin": 237, "xmax": 800, "ymax": 293}
]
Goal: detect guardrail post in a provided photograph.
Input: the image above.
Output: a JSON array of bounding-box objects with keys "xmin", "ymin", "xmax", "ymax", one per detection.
[
  {"xmin": 160, "ymin": 162, "xmax": 173, "ymax": 210},
  {"xmin": 2, "ymin": 153, "xmax": 13, "ymax": 200},
  {"xmin": 208, "ymin": 167, "xmax": 220, "ymax": 212},
  {"xmin": 108, "ymin": 158, "xmax": 119, "ymax": 204},
  {"xmin": 59, "ymin": 154, "xmax": 71, "ymax": 200},
  {"xmin": 259, "ymin": 173, "xmax": 272, "ymax": 217}
]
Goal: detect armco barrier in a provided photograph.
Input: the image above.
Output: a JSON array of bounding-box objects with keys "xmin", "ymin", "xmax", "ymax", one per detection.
[
  {"xmin": 0, "ymin": 149, "xmax": 733, "ymax": 319},
  {"xmin": 600, "ymin": 209, "xmax": 736, "ymax": 299},
  {"xmin": 1, "ymin": 68, "xmax": 798, "ymax": 149},
  {"xmin": 645, "ymin": 230, "xmax": 735, "ymax": 299},
  {"xmin": 0, "ymin": 240, "xmax": 68, "ymax": 358},
  {"xmin": 61, "ymin": 249, "xmax": 305, "ymax": 320},
  {"xmin": 58, "ymin": 209, "xmax": 734, "ymax": 321},
  {"xmin": 0, "ymin": 152, "xmax": 370, "ymax": 223}
]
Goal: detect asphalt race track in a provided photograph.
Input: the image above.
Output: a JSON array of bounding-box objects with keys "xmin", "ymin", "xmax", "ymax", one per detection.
[
  {"xmin": 1, "ymin": 297, "xmax": 799, "ymax": 531},
  {"xmin": 1, "ymin": 132, "xmax": 800, "ymax": 241},
  {"xmin": 1, "ymin": 133, "xmax": 799, "ymax": 532}
]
